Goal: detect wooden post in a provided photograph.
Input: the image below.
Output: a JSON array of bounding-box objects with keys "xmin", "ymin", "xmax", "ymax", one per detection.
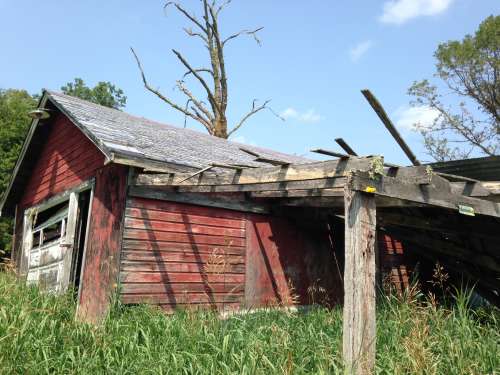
[{"xmin": 343, "ymin": 178, "xmax": 376, "ymax": 374}]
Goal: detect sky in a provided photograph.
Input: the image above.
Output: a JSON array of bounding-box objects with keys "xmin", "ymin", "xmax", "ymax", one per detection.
[{"xmin": 0, "ymin": 0, "xmax": 498, "ymax": 165}]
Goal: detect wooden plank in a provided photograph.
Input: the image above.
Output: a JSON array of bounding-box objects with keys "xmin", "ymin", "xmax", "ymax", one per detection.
[
  {"xmin": 121, "ymin": 241, "xmax": 245, "ymax": 254},
  {"xmin": 120, "ymin": 272, "xmax": 245, "ymax": 284},
  {"xmin": 121, "ymin": 282, "xmax": 244, "ymax": 295},
  {"xmin": 335, "ymin": 138, "xmax": 358, "ymax": 156},
  {"xmin": 134, "ymin": 156, "xmax": 374, "ymax": 186},
  {"xmin": 76, "ymin": 164, "xmax": 128, "ymax": 323},
  {"xmin": 121, "ymin": 261, "xmax": 245, "ymax": 273},
  {"xmin": 343, "ymin": 178, "xmax": 376, "ymax": 374},
  {"xmin": 125, "ymin": 207, "xmax": 245, "ymax": 229},
  {"xmin": 122, "ymin": 292, "xmax": 242, "ymax": 305},
  {"xmin": 250, "ymin": 188, "xmax": 344, "ymax": 198},
  {"xmin": 123, "ymin": 229, "xmax": 245, "ymax": 247},
  {"xmin": 127, "ymin": 196, "xmax": 250, "ymax": 220},
  {"xmin": 129, "ymin": 187, "xmax": 270, "ymax": 214},
  {"xmin": 124, "ymin": 217, "xmax": 245, "ymax": 238},
  {"xmin": 121, "ymin": 251, "xmax": 245, "ymax": 263},
  {"xmin": 168, "ymin": 176, "xmax": 348, "ymax": 193},
  {"xmin": 353, "ymin": 171, "xmax": 500, "ymax": 218},
  {"xmin": 361, "ymin": 89, "xmax": 421, "ymax": 166}
]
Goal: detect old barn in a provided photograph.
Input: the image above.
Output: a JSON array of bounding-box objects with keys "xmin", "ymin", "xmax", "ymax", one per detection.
[{"xmin": 1, "ymin": 90, "xmax": 499, "ymax": 371}]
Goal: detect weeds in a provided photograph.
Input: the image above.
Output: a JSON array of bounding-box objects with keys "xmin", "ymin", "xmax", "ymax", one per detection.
[{"xmin": 0, "ymin": 272, "xmax": 498, "ymax": 374}]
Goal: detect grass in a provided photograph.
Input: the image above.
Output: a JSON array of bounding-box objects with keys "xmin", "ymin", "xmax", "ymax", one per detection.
[{"xmin": 0, "ymin": 272, "xmax": 498, "ymax": 374}]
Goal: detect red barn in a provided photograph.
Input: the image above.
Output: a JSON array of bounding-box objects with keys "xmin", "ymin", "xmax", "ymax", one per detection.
[{"xmin": 2, "ymin": 91, "xmax": 498, "ymax": 324}]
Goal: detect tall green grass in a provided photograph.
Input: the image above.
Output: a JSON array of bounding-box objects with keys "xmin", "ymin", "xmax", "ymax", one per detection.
[{"xmin": 0, "ymin": 272, "xmax": 498, "ymax": 374}]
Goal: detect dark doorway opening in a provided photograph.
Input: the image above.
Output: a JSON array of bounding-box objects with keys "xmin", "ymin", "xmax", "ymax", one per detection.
[{"xmin": 70, "ymin": 189, "xmax": 92, "ymax": 295}]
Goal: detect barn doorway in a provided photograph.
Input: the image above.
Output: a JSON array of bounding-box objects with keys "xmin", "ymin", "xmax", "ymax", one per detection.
[{"xmin": 23, "ymin": 186, "xmax": 93, "ymax": 296}]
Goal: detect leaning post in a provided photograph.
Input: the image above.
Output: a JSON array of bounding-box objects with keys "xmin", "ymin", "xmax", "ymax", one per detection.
[{"xmin": 343, "ymin": 173, "xmax": 377, "ymax": 374}]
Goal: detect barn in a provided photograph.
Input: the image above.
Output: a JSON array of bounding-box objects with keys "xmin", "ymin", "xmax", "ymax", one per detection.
[{"xmin": 1, "ymin": 91, "xmax": 499, "ymax": 370}]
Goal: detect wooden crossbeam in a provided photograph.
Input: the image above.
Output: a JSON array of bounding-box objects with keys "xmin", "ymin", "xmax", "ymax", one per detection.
[
  {"xmin": 310, "ymin": 148, "xmax": 350, "ymax": 158},
  {"xmin": 352, "ymin": 171, "xmax": 500, "ymax": 218},
  {"xmin": 134, "ymin": 156, "xmax": 375, "ymax": 187}
]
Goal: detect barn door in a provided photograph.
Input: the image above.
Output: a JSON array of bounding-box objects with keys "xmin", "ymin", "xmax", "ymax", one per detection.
[{"xmin": 25, "ymin": 192, "xmax": 80, "ymax": 294}]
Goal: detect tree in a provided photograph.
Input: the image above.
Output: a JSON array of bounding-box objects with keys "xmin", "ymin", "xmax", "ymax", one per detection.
[
  {"xmin": 61, "ymin": 78, "xmax": 127, "ymax": 110},
  {"xmin": 408, "ymin": 15, "xmax": 499, "ymax": 161},
  {"xmin": 0, "ymin": 89, "xmax": 37, "ymax": 257},
  {"xmin": 131, "ymin": 0, "xmax": 276, "ymax": 139}
]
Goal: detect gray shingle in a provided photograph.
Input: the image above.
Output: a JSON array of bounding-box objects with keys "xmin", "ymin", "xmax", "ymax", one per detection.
[{"xmin": 47, "ymin": 91, "xmax": 311, "ymax": 171}]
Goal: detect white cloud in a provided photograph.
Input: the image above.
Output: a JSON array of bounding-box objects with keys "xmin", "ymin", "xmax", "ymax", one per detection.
[
  {"xmin": 349, "ymin": 40, "xmax": 373, "ymax": 62},
  {"xmin": 280, "ymin": 107, "xmax": 323, "ymax": 123},
  {"xmin": 379, "ymin": 0, "xmax": 453, "ymax": 25},
  {"xmin": 394, "ymin": 105, "xmax": 440, "ymax": 130}
]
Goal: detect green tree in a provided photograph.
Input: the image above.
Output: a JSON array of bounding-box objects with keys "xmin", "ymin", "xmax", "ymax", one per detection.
[
  {"xmin": 61, "ymin": 78, "xmax": 127, "ymax": 110},
  {"xmin": 408, "ymin": 15, "xmax": 499, "ymax": 161},
  {"xmin": 0, "ymin": 89, "xmax": 37, "ymax": 257}
]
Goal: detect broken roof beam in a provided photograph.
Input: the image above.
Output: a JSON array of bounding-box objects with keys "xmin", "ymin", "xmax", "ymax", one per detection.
[
  {"xmin": 310, "ymin": 148, "xmax": 350, "ymax": 159},
  {"xmin": 334, "ymin": 138, "xmax": 358, "ymax": 156},
  {"xmin": 134, "ymin": 156, "xmax": 376, "ymax": 187},
  {"xmin": 361, "ymin": 89, "xmax": 421, "ymax": 166},
  {"xmin": 352, "ymin": 171, "xmax": 500, "ymax": 218},
  {"xmin": 254, "ymin": 157, "xmax": 290, "ymax": 166}
]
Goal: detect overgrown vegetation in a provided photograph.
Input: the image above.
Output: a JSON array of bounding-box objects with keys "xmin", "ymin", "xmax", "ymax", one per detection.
[{"xmin": 0, "ymin": 272, "xmax": 498, "ymax": 374}]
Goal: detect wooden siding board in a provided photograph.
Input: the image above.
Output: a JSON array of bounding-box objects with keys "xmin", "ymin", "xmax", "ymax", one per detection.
[
  {"xmin": 20, "ymin": 114, "xmax": 104, "ymax": 208},
  {"xmin": 76, "ymin": 164, "xmax": 128, "ymax": 323},
  {"xmin": 120, "ymin": 198, "xmax": 247, "ymax": 311}
]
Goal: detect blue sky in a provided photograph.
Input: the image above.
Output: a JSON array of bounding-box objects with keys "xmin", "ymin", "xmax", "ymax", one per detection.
[{"xmin": 0, "ymin": 0, "xmax": 498, "ymax": 164}]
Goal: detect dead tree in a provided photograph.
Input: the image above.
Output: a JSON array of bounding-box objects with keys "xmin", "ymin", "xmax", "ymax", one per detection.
[{"xmin": 131, "ymin": 0, "xmax": 275, "ymax": 139}]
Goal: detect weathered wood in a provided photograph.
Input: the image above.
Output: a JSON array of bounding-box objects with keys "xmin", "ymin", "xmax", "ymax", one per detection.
[
  {"xmin": 335, "ymin": 138, "xmax": 358, "ymax": 156},
  {"xmin": 250, "ymin": 188, "xmax": 344, "ymax": 198},
  {"xmin": 343, "ymin": 179, "xmax": 376, "ymax": 374},
  {"xmin": 129, "ymin": 186, "xmax": 269, "ymax": 214},
  {"xmin": 361, "ymin": 89, "xmax": 421, "ymax": 166},
  {"xmin": 134, "ymin": 156, "xmax": 374, "ymax": 186},
  {"xmin": 352, "ymin": 172, "xmax": 500, "ymax": 218},
  {"xmin": 310, "ymin": 148, "xmax": 350, "ymax": 158},
  {"xmin": 76, "ymin": 164, "xmax": 128, "ymax": 323}
]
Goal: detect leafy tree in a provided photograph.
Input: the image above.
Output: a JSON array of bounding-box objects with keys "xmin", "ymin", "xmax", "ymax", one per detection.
[
  {"xmin": 0, "ymin": 89, "xmax": 37, "ymax": 256},
  {"xmin": 132, "ymin": 0, "xmax": 277, "ymax": 139},
  {"xmin": 409, "ymin": 15, "xmax": 499, "ymax": 161},
  {"xmin": 61, "ymin": 78, "xmax": 127, "ymax": 110}
]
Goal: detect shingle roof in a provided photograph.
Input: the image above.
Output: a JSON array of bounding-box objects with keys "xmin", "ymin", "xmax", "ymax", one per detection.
[{"xmin": 47, "ymin": 91, "xmax": 310, "ymax": 171}]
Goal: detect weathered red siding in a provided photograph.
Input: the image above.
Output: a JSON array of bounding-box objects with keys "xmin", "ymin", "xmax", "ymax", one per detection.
[
  {"xmin": 120, "ymin": 198, "xmax": 246, "ymax": 312},
  {"xmin": 19, "ymin": 114, "xmax": 104, "ymax": 208},
  {"xmin": 77, "ymin": 164, "xmax": 128, "ymax": 322},
  {"xmin": 245, "ymin": 215, "xmax": 343, "ymax": 308}
]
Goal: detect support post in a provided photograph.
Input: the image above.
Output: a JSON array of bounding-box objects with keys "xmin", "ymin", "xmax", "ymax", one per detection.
[{"xmin": 343, "ymin": 177, "xmax": 376, "ymax": 374}]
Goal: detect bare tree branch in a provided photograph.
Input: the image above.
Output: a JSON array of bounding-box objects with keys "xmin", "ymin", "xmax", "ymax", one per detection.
[
  {"xmin": 164, "ymin": 2, "xmax": 207, "ymax": 33},
  {"xmin": 183, "ymin": 27, "xmax": 208, "ymax": 44},
  {"xmin": 223, "ymin": 27, "xmax": 264, "ymax": 46},
  {"xmin": 131, "ymin": 47, "xmax": 211, "ymax": 129},
  {"xmin": 216, "ymin": 0, "xmax": 232, "ymax": 15},
  {"xmin": 176, "ymin": 80, "xmax": 213, "ymax": 121},
  {"xmin": 172, "ymin": 49, "xmax": 222, "ymax": 116},
  {"xmin": 182, "ymin": 68, "xmax": 214, "ymax": 79},
  {"xmin": 208, "ymin": 5, "xmax": 228, "ymax": 111},
  {"xmin": 228, "ymin": 99, "xmax": 271, "ymax": 137}
]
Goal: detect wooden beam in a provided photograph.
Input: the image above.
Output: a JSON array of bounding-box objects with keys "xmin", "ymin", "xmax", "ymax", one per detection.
[
  {"xmin": 361, "ymin": 89, "xmax": 421, "ymax": 166},
  {"xmin": 254, "ymin": 157, "xmax": 290, "ymax": 166},
  {"xmin": 343, "ymin": 178, "xmax": 376, "ymax": 374},
  {"xmin": 135, "ymin": 156, "xmax": 374, "ymax": 186},
  {"xmin": 311, "ymin": 148, "xmax": 350, "ymax": 158},
  {"xmin": 352, "ymin": 171, "xmax": 500, "ymax": 218},
  {"xmin": 128, "ymin": 186, "xmax": 269, "ymax": 214},
  {"xmin": 335, "ymin": 138, "xmax": 358, "ymax": 156},
  {"xmin": 250, "ymin": 187, "xmax": 344, "ymax": 198}
]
